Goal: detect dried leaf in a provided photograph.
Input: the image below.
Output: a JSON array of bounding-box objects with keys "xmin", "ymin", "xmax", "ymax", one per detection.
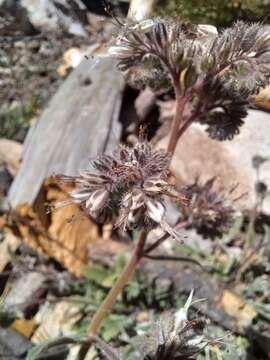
[
  {"xmin": 255, "ymin": 84, "xmax": 270, "ymax": 110},
  {"xmin": 32, "ymin": 301, "xmax": 82, "ymax": 344},
  {"xmin": 11, "ymin": 319, "xmax": 37, "ymax": 338},
  {"xmin": 0, "ymin": 232, "xmax": 20, "ymax": 272},
  {"xmin": 220, "ymin": 290, "xmax": 257, "ymax": 331},
  {"xmin": 13, "ymin": 178, "xmax": 100, "ymax": 275}
]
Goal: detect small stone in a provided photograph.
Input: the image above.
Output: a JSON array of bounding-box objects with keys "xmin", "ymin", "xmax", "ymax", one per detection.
[
  {"xmin": 0, "ymin": 163, "xmax": 12, "ymax": 195},
  {"xmin": 27, "ymin": 40, "xmax": 40, "ymax": 51},
  {"xmin": 14, "ymin": 41, "xmax": 26, "ymax": 49},
  {"xmin": 39, "ymin": 42, "xmax": 54, "ymax": 56},
  {"xmin": 136, "ymin": 311, "xmax": 150, "ymax": 323},
  {"xmin": 1, "ymin": 272, "xmax": 47, "ymax": 314},
  {"xmin": 0, "ymin": 327, "xmax": 31, "ymax": 358}
]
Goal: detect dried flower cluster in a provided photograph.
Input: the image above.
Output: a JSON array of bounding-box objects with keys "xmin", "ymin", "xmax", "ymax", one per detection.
[
  {"xmin": 95, "ymin": 291, "xmax": 209, "ymax": 360},
  {"xmin": 107, "ymin": 18, "xmax": 270, "ymax": 141},
  {"xmin": 55, "ymin": 140, "xmax": 186, "ymax": 236},
  {"xmin": 180, "ymin": 178, "xmax": 235, "ymax": 238}
]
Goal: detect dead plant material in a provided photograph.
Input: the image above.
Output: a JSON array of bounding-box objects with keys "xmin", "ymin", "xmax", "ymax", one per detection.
[
  {"xmin": 12, "ymin": 178, "xmax": 100, "ymax": 275},
  {"xmin": 219, "ymin": 290, "xmax": 257, "ymax": 331},
  {"xmin": 255, "ymin": 84, "xmax": 270, "ymax": 110}
]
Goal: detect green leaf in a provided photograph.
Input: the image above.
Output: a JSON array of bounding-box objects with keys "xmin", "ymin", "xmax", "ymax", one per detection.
[
  {"xmin": 250, "ymin": 302, "xmax": 270, "ymax": 321},
  {"xmin": 111, "ymin": 254, "xmax": 127, "ymax": 274},
  {"xmin": 26, "ymin": 336, "xmax": 80, "ymax": 360},
  {"xmin": 101, "ymin": 314, "xmax": 133, "ymax": 342},
  {"xmin": 80, "ymin": 265, "xmax": 109, "ymax": 285},
  {"xmin": 125, "ymin": 281, "xmax": 141, "ymax": 301},
  {"xmin": 102, "ymin": 274, "xmax": 118, "ymax": 288}
]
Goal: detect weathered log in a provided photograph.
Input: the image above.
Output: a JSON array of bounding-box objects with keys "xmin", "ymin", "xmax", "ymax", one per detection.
[{"xmin": 8, "ymin": 58, "xmax": 124, "ymax": 207}]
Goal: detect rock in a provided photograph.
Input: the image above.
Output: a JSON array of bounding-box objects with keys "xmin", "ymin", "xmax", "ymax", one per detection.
[
  {"xmin": 1, "ymin": 0, "xmax": 88, "ymax": 36},
  {"xmin": 21, "ymin": 0, "xmax": 88, "ymax": 36},
  {"xmin": 0, "ymin": 232, "xmax": 20, "ymax": 272},
  {"xmin": 128, "ymin": 0, "xmax": 156, "ymax": 21},
  {"xmin": 135, "ymin": 87, "xmax": 156, "ymax": 121},
  {"xmin": 0, "ymin": 163, "xmax": 12, "ymax": 195},
  {"xmin": 158, "ymin": 109, "xmax": 270, "ymax": 214},
  {"xmin": 255, "ymin": 84, "xmax": 270, "ymax": 111},
  {"xmin": 56, "ymin": 45, "xmax": 96, "ymax": 77},
  {"xmin": 0, "ymin": 326, "xmax": 31, "ymax": 359},
  {"xmin": 32, "ymin": 300, "xmax": 82, "ymax": 343},
  {"xmin": 0, "ymin": 5, "xmax": 35, "ymax": 36},
  {"xmin": 0, "ymin": 139, "xmax": 22, "ymax": 176},
  {"xmin": 31, "ymin": 300, "xmax": 84, "ymax": 359},
  {"xmin": 1, "ymin": 271, "xmax": 47, "ymax": 316}
]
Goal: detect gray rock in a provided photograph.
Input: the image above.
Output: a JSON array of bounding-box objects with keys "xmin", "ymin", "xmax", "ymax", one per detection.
[
  {"xmin": 21, "ymin": 0, "xmax": 87, "ymax": 36},
  {"xmin": 1, "ymin": 272, "xmax": 47, "ymax": 315},
  {"xmin": 0, "ymin": 326, "xmax": 31, "ymax": 359},
  {"xmin": 0, "ymin": 163, "xmax": 12, "ymax": 195},
  {"xmin": 0, "ymin": 0, "xmax": 88, "ymax": 36},
  {"xmin": 158, "ymin": 109, "xmax": 270, "ymax": 214}
]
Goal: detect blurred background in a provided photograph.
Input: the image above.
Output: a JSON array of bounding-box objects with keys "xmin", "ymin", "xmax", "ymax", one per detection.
[{"xmin": 1, "ymin": 1, "xmax": 270, "ymax": 359}]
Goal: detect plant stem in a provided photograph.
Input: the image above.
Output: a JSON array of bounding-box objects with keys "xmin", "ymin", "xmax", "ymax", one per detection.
[
  {"xmin": 143, "ymin": 220, "xmax": 188, "ymax": 254},
  {"xmin": 167, "ymin": 81, "xmax": 186, "ymax": 155},
  {"xmin": 176, "ymin": 101, "xmax": 203, "ymax": 140},
  {"xmin": 89, "ymin": 230, "xmax": 147, "ymax": 335}
]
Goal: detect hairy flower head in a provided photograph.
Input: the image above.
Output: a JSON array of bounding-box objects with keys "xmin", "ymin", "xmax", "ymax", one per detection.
[
  {"xmin": 94, "ymin": 291, "xmax": 210, "ymax": 360},
  {"xmin": 133, "ymin": 290, "xmax": 209, "ymax": 359},
  {"xmin": 105, "ymin": 18, "xmax": 270, "ymax": 141},
  {"xmin": 106, "ymin": 17, "xmax": 213, "ymax": 91},
  {"xmin": 54, "ymin": 140, "xmax": 186, "ymax": 236},
  {"xmin": 180, "ymin": 178, "xmax": 235, "ymax": 238}
]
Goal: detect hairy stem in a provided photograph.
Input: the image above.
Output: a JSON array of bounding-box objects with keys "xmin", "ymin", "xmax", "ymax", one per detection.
[
  {"xmin": 89, "ymin": 230, "xmax": 147, "ymax": 335},
  {"xmin": 177, "ymin": 100, "xmax": 203, "ymax": 140},
  {"xmin": 77, "ymin": 230, "xmax": 147, "ymax": 359},
  {"xmin": 167, "ymin": 79, "xmax": 186, "ymax": 155}
]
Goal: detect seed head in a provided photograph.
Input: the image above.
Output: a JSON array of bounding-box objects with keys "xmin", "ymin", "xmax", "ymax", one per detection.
[
  {"xmin": 134, "ymin": 290, "xmax": 209, "ymax": 360},
  {"xmin": 54, "ymin": 140, "xmax": 185, "ymax": 236},
  {"xmin": 180, "ymin": 178, "xmax": 235, "ymax": 238},
  {"xmin": 94, "ymin": 291, "xmax": 210, "ymax": 360}
]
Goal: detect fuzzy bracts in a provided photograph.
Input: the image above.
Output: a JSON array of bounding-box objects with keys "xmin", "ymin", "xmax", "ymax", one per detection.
[
  {"xmin": 107, "ymin": 18, "xmax": 270, "ymax": 141},
  {"xmin": 54, "ymin": 140, "xmax": 186, "ymax": 236}
]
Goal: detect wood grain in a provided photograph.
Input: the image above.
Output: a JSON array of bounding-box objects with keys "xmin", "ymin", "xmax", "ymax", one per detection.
[{"xmin": 8, "ymin": 58, "xmax": 124, "ymax": 207}]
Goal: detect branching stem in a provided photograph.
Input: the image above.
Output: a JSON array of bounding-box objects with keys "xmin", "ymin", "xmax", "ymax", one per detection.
[{"xmin": 144, "ymin": 220, "xmax": 189, "ymax": 254}]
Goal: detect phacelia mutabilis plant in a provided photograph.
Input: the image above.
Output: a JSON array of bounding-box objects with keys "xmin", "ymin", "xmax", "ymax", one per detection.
[{"xmin": 53, "ymin": 16, "xmax": 270, "ymax": 358}]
